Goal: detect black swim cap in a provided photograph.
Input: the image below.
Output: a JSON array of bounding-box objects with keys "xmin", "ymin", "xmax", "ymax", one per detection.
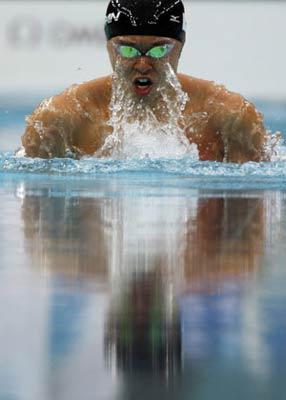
[{"xmin": 104, "ymin": 0, "xmax": 186, "ymax": 42}]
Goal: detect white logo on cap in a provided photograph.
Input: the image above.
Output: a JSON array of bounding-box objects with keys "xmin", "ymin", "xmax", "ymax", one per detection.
[
  {"xmin": 170, "ymin": 15, "xmax": 180, "ymax": 23},
  {"xmin": 106, "ymin": 11, "xmax": 122, "ymax": 24}
]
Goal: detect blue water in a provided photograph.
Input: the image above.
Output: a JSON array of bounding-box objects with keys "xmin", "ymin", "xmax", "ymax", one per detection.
[
  {"xmin": 2, "ymin": 155, "xmax": 286, "ymax": 190},
  {"xmin": 1, "ymin": 99, "xmax": 286, "ymax": 400}
]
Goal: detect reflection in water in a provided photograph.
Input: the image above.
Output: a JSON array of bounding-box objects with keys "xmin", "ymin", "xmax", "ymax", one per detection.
[
  {"xmin": 21, "ymin": 192, "xmax": 111, "ymax": 279},
  {"xmin": 105, "ymin": 271, "xmax": 181, "ymax": 374},
  {"xmin": 21, "ymin": 192, "xmax": 265, "ymax": 281},
  {"xmin": 184, "ymin": 197, "xmax": 264, "ymax": 285},
  {"xmin": 18, "ymin": 182, "xmax": 277, "ymax": 398}
]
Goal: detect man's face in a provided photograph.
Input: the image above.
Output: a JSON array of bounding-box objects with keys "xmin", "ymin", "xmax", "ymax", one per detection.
[{"xmin": 107, "ymin": 35, "xmax": 183, "ymax": 98}]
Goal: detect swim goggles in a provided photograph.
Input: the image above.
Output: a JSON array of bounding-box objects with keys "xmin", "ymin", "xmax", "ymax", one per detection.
[{"xmin": 114, "ymin": 43, "xmax": 174, "ymax": 59}]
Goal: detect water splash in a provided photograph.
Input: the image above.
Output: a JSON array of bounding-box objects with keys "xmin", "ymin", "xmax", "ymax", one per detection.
[
  {"xmin": 97, "ymin": 62, "xmax": 198, "ymax": 159},
  {"xmin": 1, "ymin": 151, "xmax": 286, "ymax": 182},
  {"xmin": 266, "ymin": 130, "xmax": 286, "ymax": 161}
]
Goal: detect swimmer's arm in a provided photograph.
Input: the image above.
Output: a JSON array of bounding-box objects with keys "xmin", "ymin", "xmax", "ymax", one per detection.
[
  {"xmin": 213, "ymin": 91, "xmax": 269, "ymax": 163},
  {"xmin": 22, "ymin": 122, "xmax": 67, "ymax": 158},
  {"xmin": 21, "ymin": 94, "xmax": 81, "ymax": 158}
]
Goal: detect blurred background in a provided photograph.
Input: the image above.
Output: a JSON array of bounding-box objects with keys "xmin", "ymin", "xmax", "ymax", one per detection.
[{"xmin": 0, "ymin": 0, "xmax": 285, "ymax": 150}]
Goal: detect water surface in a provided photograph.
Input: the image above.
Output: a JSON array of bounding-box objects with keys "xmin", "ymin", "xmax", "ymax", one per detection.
[{"xmin": 1, "ymin": 170, "xmax": 286, "ymax": 400}]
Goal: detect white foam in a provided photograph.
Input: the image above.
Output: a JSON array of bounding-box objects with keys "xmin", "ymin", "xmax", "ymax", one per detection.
[{"xmin": 98, "ymin": 63, "xmax": 199, "ymax": 160}]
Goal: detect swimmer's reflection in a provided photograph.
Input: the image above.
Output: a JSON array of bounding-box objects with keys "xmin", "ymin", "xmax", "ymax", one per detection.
[
  {"xmin": 20, "ymin": 189, "xmax": 110, "ymax": 278},
  {"xmin": 19, "ymin": 188, "xmax": 265, "ymax": 283},
  {"xmin": 184, "ymin": 196, "xmax": 265, "ymax": 286},
  {"xmin": 19, "ymin": 185, "xmax": 267, "ymax": 386},
  {"xmin": 105, "ymin": 270, "xmax": 181, "ymax": 376}
]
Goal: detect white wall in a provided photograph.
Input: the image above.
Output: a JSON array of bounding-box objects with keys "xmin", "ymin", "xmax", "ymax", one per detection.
[{"xmin": 0, "ymin": 1, "xmax": 285, "ymax": 99}]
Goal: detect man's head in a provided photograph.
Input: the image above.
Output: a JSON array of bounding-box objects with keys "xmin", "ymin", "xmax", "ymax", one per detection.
[{"xmin": 105, "ymin": 0, "xmax": 186, "ymax": 98}]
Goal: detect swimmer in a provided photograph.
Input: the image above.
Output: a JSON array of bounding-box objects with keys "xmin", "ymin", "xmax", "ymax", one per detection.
[{"xmin": 21, "ymin": 0, "xmax": 269, "ymax": 162}]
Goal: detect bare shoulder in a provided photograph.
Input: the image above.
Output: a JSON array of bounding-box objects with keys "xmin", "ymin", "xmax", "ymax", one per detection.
[
  {"xmin": 178, "ymin": 73, "xmax": 256, "ymax": 110},
  {"xmin": 46, "ymin": 75, "xmax": 113, "ymax": 111},
  {"xmin": 28, "ymin": 75, "xmax": 112, "ymax": 123},
  {"xmin": 22, "ymin": 75, "xmax": 113, "ymax": 158},
  {"xmin": 74, "ymin": 75, "xmax": 113, "ymax": 105},
  {"xmin": 177, "ymin": 73, "xmax": 222, "ymax": 100},
  {"xmin": 177, "ymin": 73, "xmax": 267, "ymax": 162}
]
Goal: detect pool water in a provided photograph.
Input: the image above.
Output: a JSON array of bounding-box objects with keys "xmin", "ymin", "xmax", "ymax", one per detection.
[{"xmin": 0, "ymin": 99, "xmax": 286, "ymax": 399}]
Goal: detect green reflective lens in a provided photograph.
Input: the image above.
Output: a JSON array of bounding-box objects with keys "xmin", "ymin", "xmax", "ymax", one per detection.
[
  {"xmin": 118, "ymin": 45, "xmax": 141, "ymax": 58},
  {"xmin": 146, "ymin": 44, "xmax": 173, "ymax": 59},
  {"xmin": 116, "ymin": 43, "xmax": 174, "ymax": 59}
]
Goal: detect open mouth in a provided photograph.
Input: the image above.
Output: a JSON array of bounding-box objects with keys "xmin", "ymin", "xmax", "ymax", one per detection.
[{"xmin": 133, "ymin": 78, "xmax": 153, "ymax": 96}]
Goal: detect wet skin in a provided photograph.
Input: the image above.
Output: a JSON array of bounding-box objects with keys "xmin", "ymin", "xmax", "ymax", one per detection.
[{"xmin": 21, "ymin": 35, "xmax": 269, "ymax": 163}]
